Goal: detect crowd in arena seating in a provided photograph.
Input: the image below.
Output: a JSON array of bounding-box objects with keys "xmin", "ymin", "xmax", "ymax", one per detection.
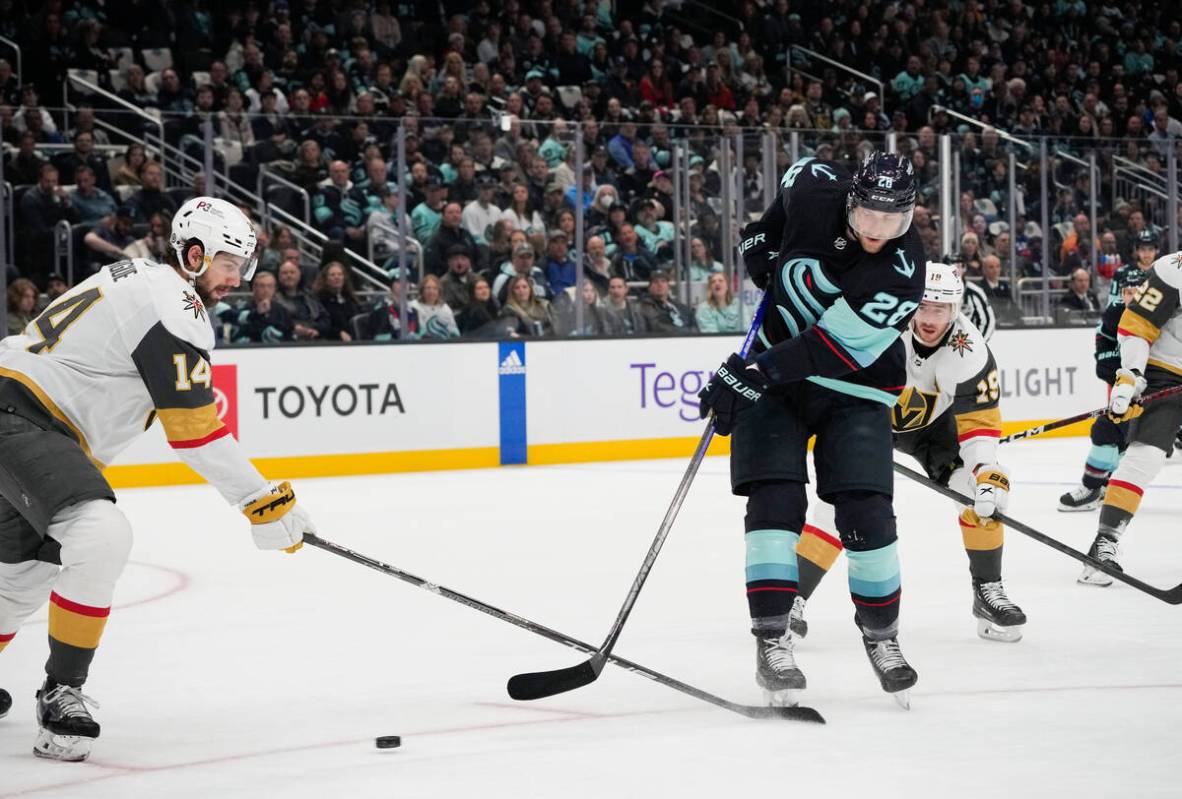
[{"xmin": 2, "ymin": 1, "xmax": 1181, "ymax": 342}]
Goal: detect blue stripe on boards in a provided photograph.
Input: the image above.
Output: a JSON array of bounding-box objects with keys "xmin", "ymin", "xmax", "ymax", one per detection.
[{"xmin": 498, "ymin": 342, "xmax": 527, "ymax": 465}]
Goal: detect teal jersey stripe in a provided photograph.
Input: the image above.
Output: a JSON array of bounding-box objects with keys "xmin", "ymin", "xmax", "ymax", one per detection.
[
  {"xmin": 806, "ymin": 375, "xmax": 899, "ymax": 407},
  {"xmin": 1086, "ymin": 443, "xmax": 1121, "ymax": 471},
  {"xmin": 847, "ymin": 542, "xmax": 900, "ymax": 582},
  {"xmin": 776, "ymin": 304, "xmax": 803, "ymax": 338},
  {"xmin": 757, "ymin": 326, "xmax": 772, "ymax": 349},
  {"xmin": 746, "ymin": 562, "xmax": 800, "ymax": 583},
  {"xmin": 746, "ymin": 529, "xmax": 800, "ymax": 564},
  {"xmin": 817, "ymin": 298, "xmax": 899, "ymax": 367},
  {"xmin": 808, "ymin": 261, "xmax": 840, "ymax": 294},
  {"xmin": 789, "ymin": 262, "xmax": 827, "ymax": 318}
]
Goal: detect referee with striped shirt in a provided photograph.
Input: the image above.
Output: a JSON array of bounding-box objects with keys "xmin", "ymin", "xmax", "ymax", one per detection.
[{"xmin": 947, "ymin": 252, "xmax": 996, "ymax": 341}]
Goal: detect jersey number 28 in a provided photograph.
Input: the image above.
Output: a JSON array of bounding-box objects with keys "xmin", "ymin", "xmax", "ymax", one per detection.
[{"xmin": 862, "ymin": 292, "xmax": 918, "ymax": 327}]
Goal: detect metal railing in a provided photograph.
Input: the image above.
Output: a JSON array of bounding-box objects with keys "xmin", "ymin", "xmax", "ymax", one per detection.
[
  {"xmin": 789, "ymin": 45, "xmax": 884, "ymax": 111},
  {"xmin": 0, "ymin": 35, "xmax": 20, "ymax": 82},
  {"xmin": 929, "ymin": 106, "xmax": 1034, "ymax": 150},
  {"xmin": 257, "ymin": 166, "xmax": 311, "ymax": 225},
  {"xmin": 267, "ymin": 204, "xmax": 389, "ymax": 292},
  {"xmin": 65, "ymin": 74, "xmax": 167, "ymax": 174}
]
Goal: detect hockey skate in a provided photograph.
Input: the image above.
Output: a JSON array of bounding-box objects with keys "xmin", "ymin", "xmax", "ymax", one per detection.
[
  {"xmin": 788, "ymin": 595, "xmax": 808, "ymax": 639},
  {"xmin": 972, "ymin": 580, "xmax": 1027, "ymax": 642},
  {"xmin": 0, "ymin": 687, "xmax": 10, "ymax": 720},
  {"xmin": 1058, "ymin": 484, "xmax": 1105, "ymax": 512},
  {"xmin": 862, "ymin": 635, "xmax": 918, "ymax": 710},
  {"xmin": 33, "ymin": 683, "xmax": 100, "ymax": 762},
  {"xmin": 1078, "ymin": 533, "xmax": 1122, "ymax": 587},
  {"xmin": 755, "ymin": 631, "xmax": 805, "ymax": 707}
]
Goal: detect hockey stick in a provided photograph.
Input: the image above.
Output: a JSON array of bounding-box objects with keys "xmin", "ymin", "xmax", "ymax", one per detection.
[
  {"xmin": 507, "ymin": 292, "xmax": 772, "ymax": 702},
  {"xmin": 999, "ymin": 384, "xmax": 1182, "ymax": 445},
  {"xmin": 303, "ymin": 533, "xmax": 823, "ymax": 723},
  {"xmin": 892, "ymin": 461, "xmax": 1182, "ymax": 605}
]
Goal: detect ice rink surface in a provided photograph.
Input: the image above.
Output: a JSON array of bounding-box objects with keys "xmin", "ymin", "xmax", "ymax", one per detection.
[{"xmin": 3, "ymin": 439, "xmax": 1182, "ymax": 798}]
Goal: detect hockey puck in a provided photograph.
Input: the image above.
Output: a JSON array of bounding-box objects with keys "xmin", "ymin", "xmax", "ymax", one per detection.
[{"xmin": 375, "ymin": 736, "xmax": 401, "ymax": 749}]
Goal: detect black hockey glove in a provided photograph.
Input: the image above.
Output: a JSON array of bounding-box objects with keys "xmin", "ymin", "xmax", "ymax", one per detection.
[
  {"xmin": 698, "ymin": 354, "xmax": 769, "ymax": 436},
  {"xmin": 738, "ymin": 220, "xmax": 779, "ymax": 291}
]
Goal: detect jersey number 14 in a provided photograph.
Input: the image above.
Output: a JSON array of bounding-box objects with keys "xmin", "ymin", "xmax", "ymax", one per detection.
[{"xmin": 26, "ymin": 288, "xmax": 104, "ymax": 355}]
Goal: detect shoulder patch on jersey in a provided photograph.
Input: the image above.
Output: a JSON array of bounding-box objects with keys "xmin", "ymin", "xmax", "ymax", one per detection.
[
  {"xmin": 181, "ymin": 290, "xmax": 207, "ymax": 322},
  {"xmin": 947, "ymin": 329, "xmax": 974, "ymax": 357},
  {"xmin": 1150, "ymin": 253, "xmax": 1182, "ymax": 290},
  {"xmin": 146, "ymin": 267, "xmax": 215, "ymax": 353}
]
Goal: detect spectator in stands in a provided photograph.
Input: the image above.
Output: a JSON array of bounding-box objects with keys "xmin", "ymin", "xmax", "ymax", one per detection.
[
  {"xmin": 6, "ymin": 278, "xmax": 37, "ymax": 336},
  {"xmin": 123, "ymin": 212, "xmax": 170, "ymax": 261},
  {"xmin": 583, "ymin": 235, "xmax": 614, "ymax": 296},
  {"xmin": 114, "ymin": 144, "xmax": 149, "ymax": 188},
  {"xmin": 980, "ymin": 255, "xmax": 1012, "ymax": 301},
  {"xmin": 634, "ymin": 199, "xmax": 674, "ymax": 263},
  {"xmin": 498, "ymin": 274, "xmax": 555, "ymax": 337},
  {"xmin": 156, "ymin": 69, "xmax": 193, "ymax": 114},
  {"xmin": 0, "ymin": 58, "xmax": 17, "ymax": 106},
  {"xmin": 128, "ymin": 161, "xmax": 177, "ymax": 223},
  {"xmin": 53, "ymin": 131, "xmax": 112, "ymax": 194},
  {"xmin": 1097, "ymin": 232, "xmax": 1126, "ymax": 285},
  {"xmin": 544, "ymin": 229, "xmax": 577, "ymax": 294},
  {"xmin": 274, "ymin": 258, "xmax": 332, "ymax": 340},
  {"xmin": 83, "ymin": 204, "xmax": 136, "ymax": 266},
  {"xmin": 411, "ymin": 175, "xmax": 448, "ymax": 242},
  {"xmin": 118, "ymin": 64, "xmax": 156, "ymax": 108},
  {"xmin": 424, "ymin": 201, "xmax": 479, "ymax": 277},
  {"xmin": 312, "ymin": 261, "xmax": 362, "ymax": 342},
  {"xmin": 1060, "ymin": 212, "xmax": 1098, "ymax": 273},
  {"xmin": 410, "ymin": 274, "xmax": 460, "ymax": 339},
  {"xmin": 611, "ymin": 223, "xmax": 657, "ymax": 284},
  {"xmin": 695, "ymin": 271, "xmax": 744, "ymax": 333},
  {"xmin": 12, "ymin": 87, "xmax": 57, "ymax": 137},
  {"xmin": 500, "ymin": 182, "xmax": 545, "ymax": 234},
  {"xmin": 232, "ymin": 270, "xmax": 294, "ymax": 343},
  {"xmin": 290, "ymin": 140, "xmax": 329, "ymax": 194},
  {"xmin": 456, "ymin": 277, "xmax": 500, "ymax": 337},
  {"xmin": 218, "ymin": 88, "xmax": 255, "ymax": 147},
  {"xmin": 21, "ymin": 163, "xmax": 78, "ymax": 233},
  {"xmin": 959, "ymin": 231, "xmax": 984, "ymax": 276},
  {"xmin": 688, "ymin": 237, "xmax": 724, "ymax": 282},
  {"xmin": 493, "ymin": 242, "xmax": 550, "ymax": 303},
  {"xmin": 440, "ymin": 245, "xmax": 479, "ymax": 313},
  {"xmin": 602, "ymin": 275, "xmax": 648, "ymax": 335},
  {"xmin": 70, "ymin": 165, "xmax": 117, "ymax": 223},
  {"xmin": 312, "ymin": 160, "xmax": 368, "ymax": 248},
  {"xmin": 462, "ymin": 173, "xmax": 501, "ymax": 244},
  {"xmin": 6, "ymin": 131, "xmax": 46, "ymax": 185},
  {"xmin": 1059, "ymin": 267, "xmax": 1100, "ymax": 313},
  {"xmin": 638, "ymin": 270, "xmax": 696, "ymax": 334}
]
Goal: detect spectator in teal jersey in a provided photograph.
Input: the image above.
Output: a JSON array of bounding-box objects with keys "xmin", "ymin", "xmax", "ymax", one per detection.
[
  {"xmin": 411, "ymin": 175, "xmax": 447, "ymax": 242},
  {"xmin": 892, "ymin": 55, "xmax": 924, "ymax": 103},
  {"xmin": 695, "ymin": 272, "xmax": 744, "ymax": 333}
]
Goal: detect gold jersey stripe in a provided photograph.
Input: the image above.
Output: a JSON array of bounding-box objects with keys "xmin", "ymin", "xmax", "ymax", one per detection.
[
  {"xmin": 1118, "ymin": 308, "xmax": 1161, "ymax": 343},
  {"xmin": 1104, "ymin": 484, "xmax": 1143, "ymax": 516},
  {"xmin": 797, "ymin": 530, "xmax": 843, "ymax": 570},
  {"xmin": 955, "ymin": 406, "xmax": 1003, "ymax": 439},
  {"xmin": 1147, "ymin": 359, "xmax": 1182, "ymax": 378},
  {"xmin": 0, "ymin": 366, "xmax": 104, "ymax": 469},
  {"xmin": 156, "ymin": 404, "xmax": 223, "ymax": 443},
  {"xmin": 958, "ymin": 509, "xmax": 1004, "ymax": 551},
  {"xmin": 48, "ymin": 604, "xmax": 109, "ymax": 650}
]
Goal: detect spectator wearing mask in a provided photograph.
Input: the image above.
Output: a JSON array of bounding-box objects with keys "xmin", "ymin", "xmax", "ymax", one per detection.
[
  {"xmin": 602, "ymin": 275, "xmax": 648, "ymax": 335},
  {"xmin": 498, "ymin": 274, "xmax": 555, "ymax": 337},
  {"xmin": 312, "ymin": 260, "xmax": 362, "ymax": 341},
  {"xmin": 638, "ymin": 270, "xmax": 696, "ymax": 334},
  {"xmin": 544, "ymin": 229, "xmax": 578, "ymax": 294},
  {"xmin": 695, "ymin": 272, "xmax": 745, "ymax": 332},
  {"xmin": 274, "ymin": 258, "xmax": 332, "ymax": 340}
]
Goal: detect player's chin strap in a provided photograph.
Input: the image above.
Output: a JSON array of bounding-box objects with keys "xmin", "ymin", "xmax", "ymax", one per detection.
[
  {"xmin": 893, "ymin": 460, "xmax": 1182, "ymax": 605},
  {"xmin": 998, "ymin": 385, "xmax": 1182, "ymax": 445}
]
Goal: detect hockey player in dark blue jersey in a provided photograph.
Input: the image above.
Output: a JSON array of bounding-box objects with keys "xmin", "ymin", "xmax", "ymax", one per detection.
[{"xmin": 698, "ymin": 151, "xmax": 927, "ymax": 708}]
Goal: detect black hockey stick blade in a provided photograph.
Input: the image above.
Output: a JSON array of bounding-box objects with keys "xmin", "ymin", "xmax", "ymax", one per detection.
[
  {"xmin": 507, "ymin": 658, "xmax": 602, "ymax": 700},
  {"xmin": 744, "ymin": 705, "xmax": 825, "ymax": 722}
]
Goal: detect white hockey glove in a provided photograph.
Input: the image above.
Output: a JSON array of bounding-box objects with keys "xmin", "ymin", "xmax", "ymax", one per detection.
[
  {"xmin": 1108, "ymin": 368, "xmax": 1147, "ymax": 422},
  {"xmin": 240, "ymin": 481, "xmax": 316, "ymax": 552},
  {"xmin": 971, "ymin": 464, "xmax": 1010, "ymax": 519}
]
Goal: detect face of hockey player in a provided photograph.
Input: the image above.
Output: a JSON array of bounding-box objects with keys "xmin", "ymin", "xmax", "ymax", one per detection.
[
  {"xmin": 848, "ymin": 206, "xmax": 913, "ymax": 253},
  {"xmin": 1136, "ymin": 244, "xmax": 1158, "ymax": 268},
  {"xmin": 912, "ymin": 300, "xmax": 955, "ymax": 345},
  {"xmin": 195, "ymin": 250, "xmax": 246, "ymax": 306}
]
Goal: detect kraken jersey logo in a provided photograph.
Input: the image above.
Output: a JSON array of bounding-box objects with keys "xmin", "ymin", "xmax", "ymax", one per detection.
[
  {"xmin": 811, "ymin": 163, "xmax": 837, "ymax": 181},
  {"xmin": 893, "ymin": 248, "xmax": 916, "ymax": 278},
  {"xmin": 892, "ymin": 387, "xmax": 939, "ymax": 431}
]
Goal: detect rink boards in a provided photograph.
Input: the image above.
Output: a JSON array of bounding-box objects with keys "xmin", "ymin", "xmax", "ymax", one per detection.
[{"xmin": 104, "ymin": 327, "xmax": 1104, "ymax": 487}]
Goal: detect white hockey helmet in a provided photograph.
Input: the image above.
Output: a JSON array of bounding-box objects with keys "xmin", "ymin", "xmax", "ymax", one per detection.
[
  {"xmin": 170, "ymin": 196, "xmax": 259, "ymax": 281},
  {"xmin": 922, "ymin": 261, "xmax": 963, "ymax": 306}
]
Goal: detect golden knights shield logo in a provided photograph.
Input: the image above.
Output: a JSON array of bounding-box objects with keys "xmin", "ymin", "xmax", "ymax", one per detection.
[{"xmin": 892, "ymin": 387, "xmax": 939, "ymax": 431}]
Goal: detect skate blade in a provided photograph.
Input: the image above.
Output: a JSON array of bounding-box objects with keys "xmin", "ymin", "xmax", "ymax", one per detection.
[
  {"xmin": 1078, "ymin": 568, "xmax": 1114, "ymax": 587},
  {"xmin": 1057, "ymin": 502, "xmax": 1101, "ymax": 512},
  {"xmin": 891, "ymin": 690, "xmax": 911, "ymax": 710},
  {"xmin": 763, "ymin": 688, "xmax": 802, "ymax": 708},
  {"xmin": 33, "ymin": 729, "xmax": 94, "ymax": 762},
  {"xmin": 976, "ymin": 618, "xmax": 1023, "ymax": 643}
]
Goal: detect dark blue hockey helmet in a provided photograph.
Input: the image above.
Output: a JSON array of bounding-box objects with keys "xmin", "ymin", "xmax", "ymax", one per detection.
[
  {"xmin": 847, "ymin": 151, "xmax": 917, "ymax": 241},
  {"xmin": 1116, "ymin": 264, "xmax": 1148, "ymax": 291},
  {"xmin": 1135, "ymin": 228, "xmax": 1159, "ymax": 249}
]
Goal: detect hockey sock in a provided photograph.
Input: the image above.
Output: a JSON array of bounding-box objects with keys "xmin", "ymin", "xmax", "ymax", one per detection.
[
  {"xmin": 45, "ymin": 592, "xmax": 109, "ymax": 687},
  {"xmin": 794, "ymin": 524, "xmax": 844, "ymax": 601},
  {"xmin": 745, "ymin": 528, "xmax": 799, "ymax": 635},
  {"xmin": 847, "ymin": 542, "xmax": 901, "ymax": 637},
  {"xmin": 1098, "ymin": 480, "xmax": 1142, "ymax": 537},
  {"xmin": 958, "ymin": 508, "xmax": 1004, "ymax": 583},
  {"xmin": 1082, "ymin": 443, "xmax": 1121, "ymax": 490}
]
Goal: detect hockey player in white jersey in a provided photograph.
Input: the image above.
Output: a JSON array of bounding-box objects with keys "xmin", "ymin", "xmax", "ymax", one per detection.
[
  {"xmin": 0, "ymin": 197, "xmax": 317, "ymax": 761},
  {"xmin": 787, "ymin": 262, "xmax": 1026, "ymax": 644},
  {"xmin": 1081, "ymin": 250, "xmax": 1182, "ymax": 585}
]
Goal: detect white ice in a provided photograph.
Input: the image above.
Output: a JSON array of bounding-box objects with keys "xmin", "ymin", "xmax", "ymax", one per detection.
[{"xmin": 3, "ymin": 439, "xmax": 1182, "ymax": 798}]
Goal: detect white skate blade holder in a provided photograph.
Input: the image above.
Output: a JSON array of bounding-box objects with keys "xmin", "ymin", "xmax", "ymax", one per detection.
[
  {"xmin": 1057, "ymin": 500, "xmax": 1102, "ymax": 513},
  {"xmin": 34, "ymin": 729, "xmax": 94, "ymax": 762},
  {"xmin": 1078, "ymin": 566, "xmax": 1114, "ymax": 587},
  {"xmin": 976, "ymin": 617, "xmax": 1023, "ymax": 643},
  {"xmin": 763, "ymin": 688, "xmax": 802, "ymax": 708},
  {"xmin": 892, "ymin": 690, "xmax": 911, "ymax": 711}
]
